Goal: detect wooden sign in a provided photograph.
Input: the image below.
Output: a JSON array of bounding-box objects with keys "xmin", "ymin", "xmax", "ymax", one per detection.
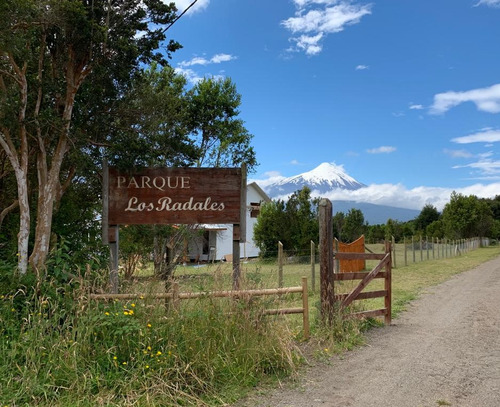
[{"xmin": 108, "ymin": 167, "xmax": 243, "ymax": 225}]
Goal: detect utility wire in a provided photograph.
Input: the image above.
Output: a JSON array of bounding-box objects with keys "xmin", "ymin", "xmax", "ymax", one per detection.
[{"xmin": 164, "ymin": 0, "xmax": 199, "ymax": 32}]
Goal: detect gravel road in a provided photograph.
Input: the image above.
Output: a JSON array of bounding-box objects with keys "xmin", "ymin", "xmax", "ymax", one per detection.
[{"xmin": 235, "ymin": 255, "xmax": 500, "ymax": 407}]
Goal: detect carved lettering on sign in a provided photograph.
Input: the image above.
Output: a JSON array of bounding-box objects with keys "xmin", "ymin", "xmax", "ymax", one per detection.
[{"xmin": 108, "ymin": 168, "xmax": 242, "ymax": 225}]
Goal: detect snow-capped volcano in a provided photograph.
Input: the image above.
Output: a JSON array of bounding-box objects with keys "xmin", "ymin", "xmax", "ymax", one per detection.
[{"xmin": 265, "ymin": 162, "xmax": 365, "ymax": 198}]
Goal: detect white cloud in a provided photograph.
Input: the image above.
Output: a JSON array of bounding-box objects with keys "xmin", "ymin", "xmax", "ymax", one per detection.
[
  {"xmin": 430, "ymin": 83, "xmax": 500, "ymax": 114},
  {"xmin": 452, "ymin": 159, "xmax": 500, "ymax": 176},
  {"xmin": 355, "ymin": 64, "xmax": 369, "ymax": 70},
  {"xmin": 366, "ymin": 146, "xmax": 397, "ymax": 154},
  {"xmin": 443, "ymin": 149, "xmax": 474, "ymax": 158},
  {"xmin": 175, "ymin": 53, "xmax": 235, "ymax": 84},
  {"xmin": 282, "ymin": 1, "xmax": 372, "ymax": 55},
  {"xmin": 174, "ymin": 67, "xmax": 203, "ymax": 84},
  {"xmin": 474, "ymin": 0, "xmax": 500, "ymax": 7},
  {"xmin": 293, "ymin": 33, "xmax": 324, "ymax": 55},
  {"xmin": 178, "ymin": 53, "xmax": 236, "ymax": 67},
  {"xmin": 250, "ymin": 172, "xmax": 286, "ymax": 189},
  {"xmin": 451, "ymin": 129, "xmax": 500, "ymax": 144},
  {"xmin": 171, "ymin": 0, "xmax": 210, "ymax": 14},
  {"xmin": 250, "ymin": 176, "xmax": 500, "ymax": 211},
  {"xmin": 409, "ymin": 104, "xmax": 424, "ymax": 110}
]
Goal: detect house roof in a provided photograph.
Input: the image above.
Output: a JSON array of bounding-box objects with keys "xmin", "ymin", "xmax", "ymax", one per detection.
[{"xmin": 248, "ymin": 182, "xmax": 271, "ymax": 203}]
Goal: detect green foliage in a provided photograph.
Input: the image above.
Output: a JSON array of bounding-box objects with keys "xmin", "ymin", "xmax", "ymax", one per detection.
[
  {"xmin": 285, "ymin": 187, "xmax": 319, "ymax": 254},
  {"xmin": 186, "ymin": 77, "xmax": 257, "ymax": 171},
  {"xmin": 414, "ymin": 204, "xmax": 440, "ymax": 233},
  {"xmin": 254, "ymin": 199, "xmax": 287, "ymax": 257},
  {"xmin": 254, "ymin": 187, "xmax": 318, "ymax": 257},
  {"xmin": 0, "ymin": 279, "xmax": 299, "ymax": 406},
  {"xmin": 342, "ymin": 208, "xmax": 365, "ymax": 242},
  {"xmin": 442, "ymin": 192, "xmax": 494, "ymax": 239},
  {"xmin": 332, "ymin": 211, "xmax": 345, "ymax": 240}
]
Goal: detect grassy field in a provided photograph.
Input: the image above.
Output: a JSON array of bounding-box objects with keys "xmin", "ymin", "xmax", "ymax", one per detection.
[
  {"xmin": 2, "ymin": 244, "xmax": 499, "ymax": 406},
  {"xmin": 129, "ymin": 243, "xmax": 500, "ymax": 338}
]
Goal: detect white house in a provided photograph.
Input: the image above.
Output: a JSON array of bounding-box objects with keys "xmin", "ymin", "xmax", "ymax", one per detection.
[{"xmin": 187, "ymin": 182, "xmax": 270, "ymax": 262}]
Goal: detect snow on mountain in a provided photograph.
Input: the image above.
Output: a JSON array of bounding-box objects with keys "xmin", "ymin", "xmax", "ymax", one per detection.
[
  {"xmin": 261, "ymin": 163, "xmax": 419, "ymax": 224},
  {"xmin": 265, "ymin": 162, "xmax": 365, "ymax": 198}
]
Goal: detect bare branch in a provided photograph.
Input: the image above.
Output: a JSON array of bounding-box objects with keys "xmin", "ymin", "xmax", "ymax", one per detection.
[{"xmin": 0, "ymin": 200, "xmax": 19, "ymax": 230}]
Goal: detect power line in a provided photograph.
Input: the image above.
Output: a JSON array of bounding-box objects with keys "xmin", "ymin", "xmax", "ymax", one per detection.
[{"xmin": 164, "ymin": 0, "xmax": 199, "ymax": 32}]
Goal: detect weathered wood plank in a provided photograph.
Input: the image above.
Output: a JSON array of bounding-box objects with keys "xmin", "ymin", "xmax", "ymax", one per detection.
[
  {"xmin": 88, "ymin": 286, "xmax": 304, "ymax": 301},
  {"xmin": 108, "ymin": 167, "xmax": 243, "ymax": 225},
  {"xmin": 335, "ymin": 290, "xmax": 387, "ymax": 302},
  {"xmin": 333, "ymin": 272, "xmax": 387, "ymax": 281},
  {"xmin": 334, "ymin": 252, "xmax": 386, "ymax": 260},
  {"xmin": 341, "ymin": 253, "xmax": 390, "ymax": 309}
]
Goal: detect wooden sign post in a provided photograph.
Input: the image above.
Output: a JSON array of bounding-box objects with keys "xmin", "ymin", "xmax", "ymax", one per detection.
[
  {"xmin": 103, "ymin": 165, "xmax": 246, "ymax": 292},
  {"xmin": 319, "ymin": 198, "xmax": 334, "ymax": 325}
]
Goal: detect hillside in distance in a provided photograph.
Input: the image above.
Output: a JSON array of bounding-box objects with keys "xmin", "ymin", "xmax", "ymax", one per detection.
[
  {"xmin": 332, "ymin": 200, "xmax": 419, "ymax": 225},
  {"xmin": 262, "ymin": 162, "xmax": 419, "ymax": 225}
]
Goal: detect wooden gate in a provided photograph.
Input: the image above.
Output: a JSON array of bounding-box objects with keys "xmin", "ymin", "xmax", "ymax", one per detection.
[
  {"xmin": 333, "ymin": 241, "xmax": 392, "ymax": 325},
  {"xmin": 336, "ymin": 235, "xmax": 366, "ymax": 272}
]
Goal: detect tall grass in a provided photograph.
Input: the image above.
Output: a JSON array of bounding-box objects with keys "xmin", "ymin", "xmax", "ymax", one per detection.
[
  {"xmin": 2, "ymin": 245, "xmax": 498, "ymax": 406},
  {"xmin": 0, "ymin": 272, "xmax": 300, "ymax": 406}
]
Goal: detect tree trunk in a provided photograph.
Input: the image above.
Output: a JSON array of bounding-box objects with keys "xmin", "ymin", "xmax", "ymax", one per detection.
[
  {"xmin": 0, "ymin": 55, "xmax": 30, "ymax": 274},
  {"xmin": 16, "ymin": 174, "xmax": 30, "ymax": 275},
  {"xmin": 29, "ymin": 55, "xmax": 81, "ymax": 272}
]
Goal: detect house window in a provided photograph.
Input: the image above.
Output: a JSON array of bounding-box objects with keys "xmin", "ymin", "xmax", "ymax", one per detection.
[{"xmin": 250, "ymin": 202, "xmax": 261, "ymax": 218}]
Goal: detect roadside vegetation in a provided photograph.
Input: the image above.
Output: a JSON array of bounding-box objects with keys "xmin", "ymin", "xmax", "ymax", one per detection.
[
  {"xmin": 2, "ymin": 244, "xmax": 499, "ymax": 406},
  {"xmin": 2, "ymin": 2, "xmax": 500, "ymax": 406}
]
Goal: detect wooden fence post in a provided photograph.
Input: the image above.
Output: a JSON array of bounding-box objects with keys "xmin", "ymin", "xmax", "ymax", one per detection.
[
  {"xmin": 278, "ymin": 241, "xmax": 284, "ymax": 288},
  {"xmin": 412, "ymin": 236, "xmax": 416, "ymax": 263},
  {"xmin": 334, "ymin": 238, "xmax": 340, "ymax": 273},
  {"xmin": 319, "ymin": 199, "xmax": 334, "ymax": 325},
  {"xmin": 310, "ymin": 241, "xmax": 316, "ymax": 293},
  {"xmin": 392, "ymin": 235, "xmax": 396, "ymax": 268},
  {"xmin": 420, "ymin": 236, "xmax": 423, "ymax": 262},
  {"xmin": 302, "ymin": 277, "xmax": 310, "ymax": 339},
  {"xmin": 385, "ymin": 240, "xmax": 392, "ymax": 325},
  {"xmin": 404, "ymin": 236, "xmax": 408, "ymax": 266}
]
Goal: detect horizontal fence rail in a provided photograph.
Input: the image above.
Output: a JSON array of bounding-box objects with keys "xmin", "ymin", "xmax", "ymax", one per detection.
[
  {"xmin": 89, "ymin": 277, "xmax": 310, "ymax": 339},
  {"xmin": 333, "ymin": 242, "xmax": 392, "ymax": 325}
]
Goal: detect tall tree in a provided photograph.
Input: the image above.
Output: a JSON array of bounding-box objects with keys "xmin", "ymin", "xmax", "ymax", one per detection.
[
  {"xmin": 414, "ymin": 204, "xmax": 440, "ymax": 233},
  {"xmin": 442, "ymin": 192, "xmax": 493, "ymax": 239},
  {"xmin": 285, "ymin": 187, "xmax": 319, "ymax": 254},
  {"xmin": 253, "ymin": 199, "xmax": 287, "ymax": 258},
  {"xmin": 186, "ymin": 77, "xmax": 257, "ymax": 170},
  {"xmin": 342, "ymin": 208, "xmax": 365, "ymax": 243},
  {"xmin": 253, "ymin": 187, "xmax": 319, "ymax": 257},
  {"xmin": 0, "ymin": 0, "xmax": 181, "ymax": 273},
  {"xmin": 332, "ymin": 211, "xmax": 345, "ymax": 241}
]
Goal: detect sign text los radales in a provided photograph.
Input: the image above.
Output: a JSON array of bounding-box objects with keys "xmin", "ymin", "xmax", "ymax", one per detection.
[{"xmin": 108, "ymin": 167, "xmax": 243, "ymax": 225}]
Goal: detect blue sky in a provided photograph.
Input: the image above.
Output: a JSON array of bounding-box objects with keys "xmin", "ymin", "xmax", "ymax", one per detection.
[{"xmin": 168, "ymin": 0, "xmax": 500, "ymax": 211}]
